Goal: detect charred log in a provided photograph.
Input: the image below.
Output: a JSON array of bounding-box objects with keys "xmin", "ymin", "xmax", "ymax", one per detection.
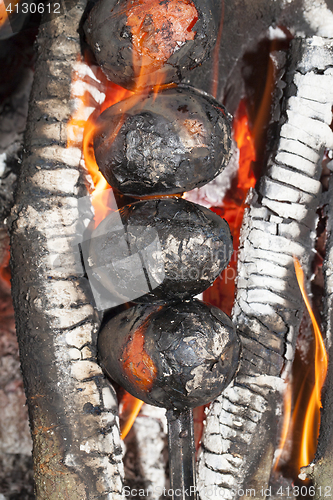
[
  {"xmin": 8, "ymin": 1, "xmax": 125, "ymax": 498},
  {"xmin": 197, "ymin": 36, "xmax": 333, "ymax": 500},
  {"xmin": 122, "ymin": 404, "xmax": 168, "ymax": 500},
  {"xmin": 0, "ymin": 34, "xmax": 35, "ymax": 498}
]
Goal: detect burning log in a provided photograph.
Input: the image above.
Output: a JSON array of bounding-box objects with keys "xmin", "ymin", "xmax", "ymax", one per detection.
[
  {"xmin": 197, "ymin": 36, "xmax": 333, "ymax": 499},
  {"xmin": 84, "ymin": 0, "xmax": 217, "ymax": 90},
  {"xmin": 8, "ymin": 1, "xmax": 125, "ymax": 498},
  {"xmin": 87, "ymin": 197, "xmax": 233, "ymax": 305},
  {"xmin": 93, "ymin": 85, "xmax": 232, "ymax": 197}
]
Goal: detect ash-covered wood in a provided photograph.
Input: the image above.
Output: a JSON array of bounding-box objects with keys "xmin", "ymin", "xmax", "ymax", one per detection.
[
  {"xmin": 99, "ymin": 299, "xmax": 240, "ymax": 410},
  {"xmin": 8, "ymin": 2, "xmax": 125, "ymax": 498},
  {"xmin": 301, "ymin": 41, "xmax": 333, "ymax": 494},
  {"xmin": 0, "ymin": 68, "xmax": 33, "ymax": 224},
  {"xmin": 93, "ymin": 85, "xmax": 232, "ymax": 197},
  {"xmin": 84, "ymin": 0, "xmax": 217, "ymax": 90},
  {"xmin": 87, "ymin": 197, "xmax": 233, "ymax": 305},
  {"xmin": 197, "ymin": 36, "xmax": 333, "ymax": 500}
]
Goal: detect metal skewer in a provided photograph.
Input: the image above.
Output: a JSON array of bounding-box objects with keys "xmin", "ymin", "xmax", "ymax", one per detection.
[{"xmin": 167, "ymin": 408, "xmax": 197, "ymax": 500}]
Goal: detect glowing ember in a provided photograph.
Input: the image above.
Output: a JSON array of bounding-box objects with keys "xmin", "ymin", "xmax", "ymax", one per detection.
[
  {"xmin": 204, "ymin": 101, "xmax": 257, "ymax": 315},
  {"xmin": 122, "ymin": 321, "xmax": 158, "ymax": 393},
  {"xmin": 294, "ymin": 257, "xmax": 328, "ymax": 468},
  {"xmin": 0, "ymin": 246, "xmax": 11, "ymax": 290},
  {"xmin": 0, "ymin": 0, "xmax": 9, "ymax": 29},
  {"xmin": 127, "ymin": 0, "xmax": 197, "ymax": 85}
]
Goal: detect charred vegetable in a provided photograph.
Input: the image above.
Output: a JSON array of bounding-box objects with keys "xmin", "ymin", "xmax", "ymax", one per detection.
[
  {"xmin": 93, "ymin": 85, "xmax": 232, "ymax": 197},
  {"xmin": 98, "ymin": 299, "xmax": 240, "ymax": 409},
  {"xmin": 84, "ymin": 0, "xmax": 217, "ymax": 90},
  {"xmin": 86, "ymin": 197, "xmax": 233, "ymax": 305}
]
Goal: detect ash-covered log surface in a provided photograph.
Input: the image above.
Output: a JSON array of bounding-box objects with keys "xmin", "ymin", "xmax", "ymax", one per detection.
[
  {"xmin": 87, "ymin": 197, "xmax": 233, "ymax": 305},
  {"xmin": 8, "ymin": 1, "xmax": 125, "ymax": 499},
  {"xmin": 84, "ymin": 0, "xmax": 218, "ymax": 90},
  {"xmin": 98, "ymin": 299, "xmax": 240, "ymax": 410},
  {"xmin": 197, "ymin": 37, "xmax": 333, "ymax": 500},
  {"xmin": 93, "ymin": 85, "xmax": 232, "ymax": 197}
]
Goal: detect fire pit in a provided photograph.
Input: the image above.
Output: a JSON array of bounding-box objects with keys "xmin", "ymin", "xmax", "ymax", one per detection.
[{"xmin": 2, "ymin": 0, "xmax": 333, "ymax": 499}]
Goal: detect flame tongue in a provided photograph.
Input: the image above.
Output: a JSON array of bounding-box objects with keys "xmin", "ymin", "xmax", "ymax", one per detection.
[
  {"xmin": 272, "ymin": 260, "xmax": 328, "ymax": 478},
  {"xmin": 294, "ymin": 258, "xmax": 328, "ymax": 468}
]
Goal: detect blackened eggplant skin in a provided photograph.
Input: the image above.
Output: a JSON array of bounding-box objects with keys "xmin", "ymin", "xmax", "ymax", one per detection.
[
  {"xmin": 87, "ymin": 197, "xmax": 233, "ymax": 305},
  {"xmin": 84, "ymin": 0, "xmax": 217, "ymax": 90},
  {"xmin": 93, "ymin": 85, "xmax": 232, "ymax": 197},
  {"xmin": 98, "ymin": 299, "xmax": 240, "ymax": 409}
]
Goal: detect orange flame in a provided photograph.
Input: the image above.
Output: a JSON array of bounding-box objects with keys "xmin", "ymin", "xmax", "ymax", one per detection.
[
  {"xmin": 294, "ymin": 257, "xmax": 328, "ymax": 468},
  {"xmin": 66, "ymin": 63, "xmax": 131, "ymax": 226},
  {"xmin": 272, "ymin": 260, "xmax": 328, "ymax": 475},
  {"xmin": 204, "ymin": 101, "xmax": 257, "ymax": 315}
]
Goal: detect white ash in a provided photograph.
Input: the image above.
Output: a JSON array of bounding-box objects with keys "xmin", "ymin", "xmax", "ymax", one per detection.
[{"xmin": 184, "ymin": 140, "xmax": 239, "ymax": 207}]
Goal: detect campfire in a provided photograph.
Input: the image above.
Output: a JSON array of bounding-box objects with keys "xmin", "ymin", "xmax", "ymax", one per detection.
[{"xmin": 1, "ymin": 0, "xmax": 333, "ymax": 499}]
